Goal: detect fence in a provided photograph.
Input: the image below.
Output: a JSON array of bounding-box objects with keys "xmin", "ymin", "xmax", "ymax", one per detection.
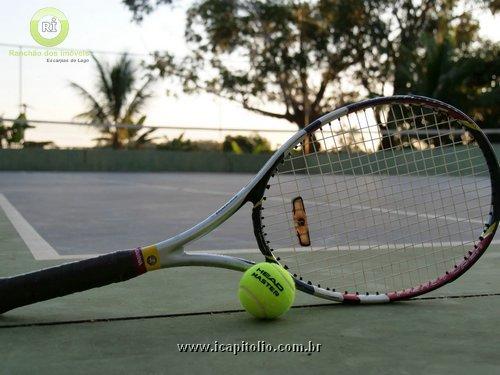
[
  {"xmin": 0, "ymin": 149, "xmax": 271, "ymax": 172},
  {"xmin": 1, "ymin": 144, "xmax": 500, "ymax": 173}
]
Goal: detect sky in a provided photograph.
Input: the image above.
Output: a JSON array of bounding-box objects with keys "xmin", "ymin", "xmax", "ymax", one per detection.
[{"xmin": 0, "ymin": 1, "xmax": 498, "ymax": 148}]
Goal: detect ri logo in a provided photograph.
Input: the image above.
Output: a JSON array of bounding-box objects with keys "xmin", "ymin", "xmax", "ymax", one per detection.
[
  {"xmin": 30, "ymin": 8, "xmax": 69, "ymax": 47},
  {"xmin": 42, "ymin": 18, "xmax": 58, "ymax": 33}
]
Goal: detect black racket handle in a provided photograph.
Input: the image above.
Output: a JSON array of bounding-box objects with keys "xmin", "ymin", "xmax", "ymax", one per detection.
[{"xmin": 0, "ymin": 249, "xmax": 148, "ymax": 314}]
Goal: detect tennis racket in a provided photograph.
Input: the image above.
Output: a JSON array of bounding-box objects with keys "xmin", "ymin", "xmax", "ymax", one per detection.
[{"xmin": 1, "ymin": 95, "xmax": 498, "ymax": 313}]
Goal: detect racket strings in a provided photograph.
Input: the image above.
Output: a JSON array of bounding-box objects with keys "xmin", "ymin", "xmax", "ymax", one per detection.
[
  {"xmin": 281, "ymin": 127, "xmax": 473, "ymax": 175},
  {"xmin": 264, "ymin": 141, "xmax": 488, "ymax": 214},
  {"xmin": 281, "ymin": 229, "xmax": 476, "ymax": 284},
  {"xmin": 312, "ymin": 156, "xmax": 484, "ymax": 290},
  {"xmin": 265, "ymin": 204, "xmax": 485, "ymax": 254},
  {"xmin": 262, "ymin": 166, "xmax": 489, "ymax": 240},
  {"xmin": 269, "ymin": 135, "xmax": 488, "ymax": 192},
  {"xmin": 274, "ymin": 195, "xmax": 481, "ymax": 270},
  {"xmin": 281, "ymin": 109, "xmax": 472, "ymax": 165},
  {"xmin": 344, "ymin": 107, "xmax": 484, "ymax": 290},
  {"xmin": 261, "ymin": 176, "xmax": 488, "ymax": 228},
  {"xmin": 261, "ymin": 103, "xmax": 490, "ymax": 294}
]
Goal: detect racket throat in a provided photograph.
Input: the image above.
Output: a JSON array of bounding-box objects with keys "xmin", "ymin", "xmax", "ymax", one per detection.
[{"xmin": 159, "ymin": 244, "xmax": 254, "ymax": 272}]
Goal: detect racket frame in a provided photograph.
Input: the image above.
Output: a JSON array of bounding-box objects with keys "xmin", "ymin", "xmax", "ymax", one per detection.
[{"xmin": 251, "ymin": 95, "xmax": 499, "ymax": 303}]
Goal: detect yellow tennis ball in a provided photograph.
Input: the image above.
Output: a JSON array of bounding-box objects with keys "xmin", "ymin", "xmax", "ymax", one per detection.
[{"xmin": 238, "ymin": 262, "xmax": 295, "ymax": 319}]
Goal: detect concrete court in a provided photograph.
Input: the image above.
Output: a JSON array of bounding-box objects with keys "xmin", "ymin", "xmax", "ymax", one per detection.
[{"xmin": 0, "ymin": 172, "xmax": 499, "ymax": 374}]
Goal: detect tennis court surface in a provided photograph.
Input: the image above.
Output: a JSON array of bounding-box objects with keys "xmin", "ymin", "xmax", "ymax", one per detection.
[{"xmin": 1, "ymin": 172, "xmax": 499, "ymax": 374}]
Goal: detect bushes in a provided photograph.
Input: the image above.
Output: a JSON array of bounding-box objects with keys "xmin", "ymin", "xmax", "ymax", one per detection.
[
  {"xmin": 156, "ymin": 134, "xmax": 221, "ymax": 152},
  {"xmin": 222, "ymin": 135, "xmax": 272, "ymax": 154},
  {"xmin": 157, "ymin": 133, "xmax": 273, "ymax": 154},
  {"xmin": 0, "ymin": 113, "xmax": 34, "ymax": 149}
]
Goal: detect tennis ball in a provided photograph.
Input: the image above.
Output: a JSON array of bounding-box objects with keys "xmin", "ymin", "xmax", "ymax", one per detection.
[{"xmin": 238, "ymin": 262, "xmax": 295, "ymax": 319}]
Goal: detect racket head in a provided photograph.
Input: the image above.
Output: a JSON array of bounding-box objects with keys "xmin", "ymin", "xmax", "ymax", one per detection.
[{"xmin": 251, "ymin": 95, "xmax": 500, "ymax": 303}]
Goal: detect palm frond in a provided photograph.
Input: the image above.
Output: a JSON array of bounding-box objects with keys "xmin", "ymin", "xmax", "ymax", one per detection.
[
  {"xmin": 91, "ymin": 53, "xmax": 113, "ymax": 105},
  {"xmin": 109, "ymin": 53, "xmax": 136, "ymax": 121},
  {"xmin": 123, "ymin": 77, "xmax": 154, "ymax": 122},
  {"xmin": 71, "ymin": 53, "xmax": 154, "ymax": 148},
  {"xmin": 133, "ymin": 127, "xmax": 158, "ymax": 147},
  {"xmin": 69, "ymin": 82, "xmax": 107, "ymax": 123}
]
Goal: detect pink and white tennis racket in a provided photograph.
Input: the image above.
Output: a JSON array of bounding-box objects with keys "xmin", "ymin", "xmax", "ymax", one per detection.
[{"xmin": 1, "ymin": 95, "xmax": 498, "ymax": 313}]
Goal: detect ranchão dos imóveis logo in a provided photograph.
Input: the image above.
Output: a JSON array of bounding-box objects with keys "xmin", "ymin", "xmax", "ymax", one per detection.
[{"xmin": 30, "ymin": 7, "xmax": 69, "ymax": 47}]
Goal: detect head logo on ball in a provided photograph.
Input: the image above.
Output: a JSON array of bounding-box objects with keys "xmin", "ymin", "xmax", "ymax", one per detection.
[{"xmin": 239, "ymin": 263, "xmax": 296, "ymax": 319}]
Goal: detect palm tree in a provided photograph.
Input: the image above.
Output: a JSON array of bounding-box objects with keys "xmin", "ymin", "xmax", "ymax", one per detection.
[{"xmin": 70, "ymin": 53, "xmax": 156, "ymax": 148}]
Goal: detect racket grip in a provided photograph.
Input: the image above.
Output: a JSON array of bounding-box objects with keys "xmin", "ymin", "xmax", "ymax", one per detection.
[{"xmin": 0, "ymin": 249, "xmax": 147, "ymax": 314}]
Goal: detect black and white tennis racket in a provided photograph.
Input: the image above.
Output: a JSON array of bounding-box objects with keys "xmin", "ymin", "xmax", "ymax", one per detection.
[{"xmin": 1, "ymin": 95, "xmax": 498, "ymax": 313}]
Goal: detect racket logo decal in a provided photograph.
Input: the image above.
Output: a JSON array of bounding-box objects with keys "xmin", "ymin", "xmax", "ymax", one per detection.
[
  {"xmin": 292, "ymin": 197, "xmax": 311, "ymax": 246},
  {"xmin": 140, "ymin": 245, "xmax": 161, "ymax": 271},
  {"xmin": 147, "ymin": 255, "xmax": 157, "ymax": 266}
]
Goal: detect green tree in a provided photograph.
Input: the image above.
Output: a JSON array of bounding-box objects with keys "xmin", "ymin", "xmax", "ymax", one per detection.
[
  {"xmin": 150, "ymin": 0, "xmax": 391, "ymax": 153},
  {"xmin": 150, "ymin": 0, "xmax": 389, "ymax": 129},
  {"xmin": 382, "ymin": 2, "xmax": 499, "ymax": 143},
  {"xmin": 126, "ymin": 0, "xmax": 499, "ymax": 149},
  {"xmin": 373, "ymin": 0, "xmax": 496, "ymax": 94},
  {"xmin": 70, "ymin": 53, "xmax": 156, "ymax": 149}
]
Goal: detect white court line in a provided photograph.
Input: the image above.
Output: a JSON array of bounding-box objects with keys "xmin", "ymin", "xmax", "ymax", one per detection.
[
  {"xmin": 0, "ymin": 193, "xmax": 60, "ymax": 260},
  {"xmin": 305, "ymin": 199, "xmax": 485, "ymax": 225},
  {"xmin": 0, "ymin": 194, "xmax": 103, "ymax": 261}
]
